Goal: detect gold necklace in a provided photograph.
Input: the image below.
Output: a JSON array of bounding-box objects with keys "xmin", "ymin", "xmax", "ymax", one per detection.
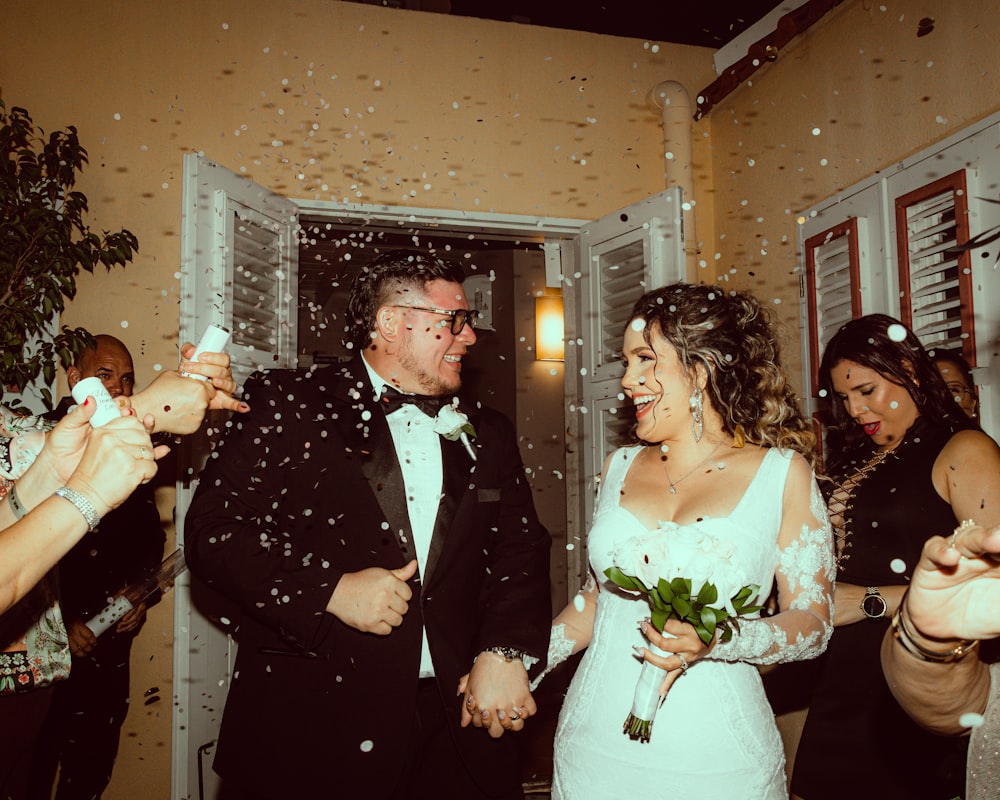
[{"xmin": 659, "ymin": 440, "xmax": 726, "ymax": 495}]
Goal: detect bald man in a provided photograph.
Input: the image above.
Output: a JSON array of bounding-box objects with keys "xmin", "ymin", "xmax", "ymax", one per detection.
[{"xmin": 29, "ymin": 335, "xmax": 166, "ymax": 800}]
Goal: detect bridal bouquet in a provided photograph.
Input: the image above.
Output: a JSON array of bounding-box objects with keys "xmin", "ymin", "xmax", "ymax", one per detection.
[{"xmin": 604, "ymin": 526, "xmax": 762, "ymax": 743}]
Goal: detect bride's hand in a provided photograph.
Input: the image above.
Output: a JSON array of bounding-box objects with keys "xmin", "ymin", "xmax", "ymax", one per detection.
[{"xmin": 640, "ymin": 618, "xmax": 711, "ymax": 694}]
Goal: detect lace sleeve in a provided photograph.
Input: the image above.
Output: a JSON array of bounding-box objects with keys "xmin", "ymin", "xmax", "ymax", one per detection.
[
  {"xmin": 530, "ymin": 573, "xmax": 598, "ymax": 691},
  {"xmin": 709, "ymin": 461, "xmax": 835, "ymax": 666}
]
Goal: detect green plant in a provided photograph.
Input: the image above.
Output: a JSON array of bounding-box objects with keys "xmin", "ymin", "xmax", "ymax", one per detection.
[{"xmin": 0, "ymin": 100, "xmax": 138, "ymax": 408}]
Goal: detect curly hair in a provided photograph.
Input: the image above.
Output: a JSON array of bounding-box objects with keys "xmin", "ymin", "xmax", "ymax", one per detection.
[
  {"xmin": 343, "ymin": 249, "xmax": 466, "ymax": 352},
  {"xmin": 818, "ymin": 314, "xmax": 973, "ymax": 473},
  {"xmin": 627, "ymin": 283, "xmax": 817, "ymax": 465}
]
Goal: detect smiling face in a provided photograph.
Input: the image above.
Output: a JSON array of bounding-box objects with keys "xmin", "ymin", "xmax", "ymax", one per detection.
[
  {"xmin": 829, "ymin": 359, "xmax": 919, "ymax": 450},
  {"xmin": 383, "ymin": 278, "xmax": 476, "ymax": 396},
  {"xmin": 68, "ymin": 336, "xmax": 136, "ymax": 398},
  {"xmin": 620, "ymin": 319, "xmax": 697, "ymax": 444}
]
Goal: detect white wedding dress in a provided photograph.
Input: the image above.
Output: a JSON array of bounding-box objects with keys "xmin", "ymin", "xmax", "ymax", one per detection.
[{"xmin": 552, "ymin": 446, "xmax": 833, "ymax": 800}]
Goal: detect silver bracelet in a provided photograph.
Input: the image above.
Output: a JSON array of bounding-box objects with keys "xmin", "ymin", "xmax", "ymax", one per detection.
[
  {"xmin": 53, "ymin": 486, "xmax": 101, "ymax": 531},
  {"xmin": 7, "ymin": 483, "xmax": 29, "ymax": 519}
]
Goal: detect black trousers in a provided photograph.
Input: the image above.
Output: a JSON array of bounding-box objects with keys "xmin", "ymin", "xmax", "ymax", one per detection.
[{"xmin": 218, "ymin": 679, "xmax": 524, "ymax": 800}]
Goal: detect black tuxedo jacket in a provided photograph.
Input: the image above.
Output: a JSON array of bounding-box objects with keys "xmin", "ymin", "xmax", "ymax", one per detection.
[{"xmin": 185, "ymin": 360, "xmax": 551, "ymax": 798}]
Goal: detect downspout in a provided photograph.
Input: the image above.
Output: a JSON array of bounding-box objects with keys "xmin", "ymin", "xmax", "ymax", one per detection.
[{"xmin": 651, "ymin": 80, "xmax": 697, "ymax": 276}]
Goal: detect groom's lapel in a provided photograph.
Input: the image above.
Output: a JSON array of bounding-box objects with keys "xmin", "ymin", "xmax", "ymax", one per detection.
[{"xmin": 330, "ymin": 365, "xmax": 417, "ymax": 565}]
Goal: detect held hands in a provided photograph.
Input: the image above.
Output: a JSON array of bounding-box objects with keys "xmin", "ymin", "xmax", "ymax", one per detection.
[
  {"xmin": 458, "ymin": 655, "xmax": 535, "ymax": 739},
  {"xmin": 640, "ymin": 617, "xmax": 712, "ymax": 695},
  {"xmin": 326, "ymin": 560, "xmax": 417, "ymax": 634},
  {"xmin": 905, "ymin": 522, "xmax": 1000, "ymax": 642}
]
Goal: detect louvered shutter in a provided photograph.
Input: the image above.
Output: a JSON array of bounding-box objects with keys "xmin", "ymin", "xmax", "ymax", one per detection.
[
  {"xmin": 564, "ymin": 189, "xmax": 683, "ymax": 580},
  {"xmin": 804, "ymin": 218, "xmax": 863, "ymax": 395},
  {"xmin": 895, "ymin": 171, "xmax": 976, "ymax": 364}
]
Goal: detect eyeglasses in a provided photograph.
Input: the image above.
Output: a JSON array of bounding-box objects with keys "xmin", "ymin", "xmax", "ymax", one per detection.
[
  {"xmin": 945, "ymin": 382, "xmax": 975, "ymax": 398},
  {"xmin": 392, "ymin": 305, "xmax": 480, "ymax": 336}
]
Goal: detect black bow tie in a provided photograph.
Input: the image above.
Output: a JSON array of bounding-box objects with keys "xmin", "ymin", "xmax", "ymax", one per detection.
[{"xmin": 378, "ymin": 385, "xmax": 447, "ymax": 418}]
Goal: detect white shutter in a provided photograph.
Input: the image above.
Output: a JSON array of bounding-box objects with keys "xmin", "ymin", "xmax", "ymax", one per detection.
[
  {"xmin": 172, "ymin": 154, "xmax": 299, "ymax": 800},
  {"xmin": 563, "ymin": 188, "xmax": 684, "ymax": 588},
  {"xmin": 803, "ymin": 218, "xmax": 863, "ymax": 395},
  {"xmin": 895, "ymin": 170, "xmax": 976, "ymax": 363},
  {"xmin": 179, "ymin": 154, "xmax": 299, "ymax": 386}
]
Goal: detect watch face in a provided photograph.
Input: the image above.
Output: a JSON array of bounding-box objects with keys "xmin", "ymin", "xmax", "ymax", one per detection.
[{"xmin": 862, "ymin": 593, "xmax": 887, "ymax": 618}]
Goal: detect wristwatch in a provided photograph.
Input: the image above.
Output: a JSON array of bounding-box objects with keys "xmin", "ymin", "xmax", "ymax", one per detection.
[
  {"xmin": 860, "ymin": 586, "xmax": 888, "ymax": 620},
  {"xmin": 482, "ymin": 646, "xmax": 527, "ymax": 663}
]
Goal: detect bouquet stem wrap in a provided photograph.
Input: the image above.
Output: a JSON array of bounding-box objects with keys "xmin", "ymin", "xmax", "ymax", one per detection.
[{"xmin": 624, "ymin": 642, "xmax": 671, "ymax": 743}]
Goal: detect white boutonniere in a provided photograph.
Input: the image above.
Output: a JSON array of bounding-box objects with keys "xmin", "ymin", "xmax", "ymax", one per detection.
[{"xmin": 434, "ymin": 403, "xmax": 477, "ymax": 461}]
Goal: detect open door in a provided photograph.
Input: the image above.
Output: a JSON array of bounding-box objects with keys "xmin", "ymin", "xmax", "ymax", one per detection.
[
  {"xmin": 562, "ymin": 188, "xmax": 684, "ymax": 594},
  {"xmin": 172, "ymin": 154, "xmax": 298, "ymax": 800}
]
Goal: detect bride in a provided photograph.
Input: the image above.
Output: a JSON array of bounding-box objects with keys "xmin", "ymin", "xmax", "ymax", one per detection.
[{"xmin": 544, "ymin": 284, "xmax": 834, "ymax": 798}]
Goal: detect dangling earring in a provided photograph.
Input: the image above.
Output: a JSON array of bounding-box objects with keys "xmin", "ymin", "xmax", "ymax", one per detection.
[{"xmin": 689, "ymin": 386, "xmax": 704, "ymax": 443}]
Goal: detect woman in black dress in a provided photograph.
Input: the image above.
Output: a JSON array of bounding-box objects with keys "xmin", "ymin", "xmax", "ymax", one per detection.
[{"xmin": 791, "ymin": 314, "xmax": 1000, "ymax": 800}]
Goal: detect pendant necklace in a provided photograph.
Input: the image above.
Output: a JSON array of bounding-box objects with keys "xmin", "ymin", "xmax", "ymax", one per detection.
[{"xmin": 660, "ymin": 439, "xmax": 726, "ymax": 495}]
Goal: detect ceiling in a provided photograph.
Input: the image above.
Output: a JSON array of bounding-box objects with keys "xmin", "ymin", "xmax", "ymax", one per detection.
[{"xmin": 355, "ymin": 1, "xmax": 788, "ymax": 49}]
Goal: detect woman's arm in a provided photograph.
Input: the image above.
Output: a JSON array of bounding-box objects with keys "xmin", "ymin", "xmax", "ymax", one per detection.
[
  {"xmin": 708, "ymin": 454, "xmax": 835, "ymax": 664},
  {"xmin": 0, "ymin": 405, "xmax": 159, "ymax": 614},
  {"xmin": 833, "ymin": 582, "xmax": 907, "ymax": 627},
  {"xmin": 881, "ymin": 523, "xmax": 1000, "ymax": 734}
]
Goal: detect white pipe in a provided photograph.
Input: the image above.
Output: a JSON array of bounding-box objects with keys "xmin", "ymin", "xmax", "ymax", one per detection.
[{"xmin": 651, "ymin": 80, "xmax": 697, "ymax": 275}]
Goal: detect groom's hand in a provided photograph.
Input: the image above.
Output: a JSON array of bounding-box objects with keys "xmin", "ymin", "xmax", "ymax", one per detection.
[
  {"xmin": 460, "ymin": 654, "xmax": 535, "ymax": 739},
  {"xmin": 326, "ymin": 560, "xmax": 417, "ymax": 634}
]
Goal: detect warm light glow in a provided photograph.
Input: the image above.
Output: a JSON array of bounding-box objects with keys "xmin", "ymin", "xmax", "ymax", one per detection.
[{"xmin": 535, "ymin": 294, "xmax": 564, "ymax": 362}]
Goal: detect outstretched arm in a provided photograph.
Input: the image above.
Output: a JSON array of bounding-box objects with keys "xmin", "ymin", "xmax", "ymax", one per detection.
[
  {"xmin": 708, "ymin": 454, "xmax": 835, "ymax": 665},
  {"xmin": 881, "ymin": 523, "xmax": 1000, "ymax": 735}
]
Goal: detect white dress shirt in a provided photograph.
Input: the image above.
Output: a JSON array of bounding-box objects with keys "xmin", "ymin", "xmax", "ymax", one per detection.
[{"xmin": 361, "ymin": 356, "xmax": 442, "ymax": 679}]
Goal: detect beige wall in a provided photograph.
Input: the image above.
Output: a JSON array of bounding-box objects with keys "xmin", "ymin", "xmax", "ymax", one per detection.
[{"xmin": 698, "ymin": 0, "xmax": 1000, "ymax": 386}]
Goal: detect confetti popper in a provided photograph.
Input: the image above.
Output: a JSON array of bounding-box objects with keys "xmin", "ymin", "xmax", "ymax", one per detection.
[{"xmin": 85, "ymin": 549, "xmax": 187, "ymax": 636}]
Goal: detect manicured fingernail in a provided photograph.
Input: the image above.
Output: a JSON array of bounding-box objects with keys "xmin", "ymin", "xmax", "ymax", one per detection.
[
  {"xmin": 82, "ymin": 398, "xmax": 91, "ymax": 406},
  {"xmin": 497, "ymin": 710, "xmax": 506, "ymax": 721}
]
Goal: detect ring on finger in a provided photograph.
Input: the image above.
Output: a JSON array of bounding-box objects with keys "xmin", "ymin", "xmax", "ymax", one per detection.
[
  {"xmin": 678, "ymin": 653, "xmax": 689, "ymax": 673},
  {"xmin": 950, "ymin": 518, "xmax": 976, "ymax": 548}
]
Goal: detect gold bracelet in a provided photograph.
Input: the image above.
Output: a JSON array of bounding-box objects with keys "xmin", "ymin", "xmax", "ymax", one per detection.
[{"xmin": 891, "ymin": 593, "xmax": 979, "ymax": 663}]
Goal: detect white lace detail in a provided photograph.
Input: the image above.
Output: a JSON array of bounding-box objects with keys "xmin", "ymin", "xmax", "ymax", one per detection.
[
  {"xmin": 530, "ymin": 622, "xmax": 576, "ymax": 691},
  {"xmin": 709, "ymin": 474, "xmax": 834, "ymax": 665}
]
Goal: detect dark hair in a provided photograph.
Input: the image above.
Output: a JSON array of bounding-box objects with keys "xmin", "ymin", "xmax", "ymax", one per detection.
[
  {"xmin": 343, "ymin": 249, "xmax": 466, "ymax": 352},
  {"xmin": 627, "ymin": 283, "xmax": 817, "ymax": 464},
  {"xmin": 929, "ymin": 347, "xmax": 976, "ymax": 391},
  {"xmin": 818, "ymin": 314, "xmax": 973, "ymax": 470}
]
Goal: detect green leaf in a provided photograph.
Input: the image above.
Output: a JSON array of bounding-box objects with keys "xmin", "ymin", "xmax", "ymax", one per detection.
[
  {"xmin": 696, "ymin": 581, "xmax": 718, "ymax": 606},
  {"xmin": 603, "ymin": 567, "xmax": 648, "ymax": 594},
  {"xmin": 671, "ymin": 596, "xmax": 692, "ymax": 619},
  {"xmin": 650, "ymin": 608, "xmax": 668, "ymax": 633}
]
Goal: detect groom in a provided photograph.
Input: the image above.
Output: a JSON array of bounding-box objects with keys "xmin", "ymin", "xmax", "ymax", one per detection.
[{"xmin": 185, "ymin": 250, "xmax": 551, "ymax": 800}]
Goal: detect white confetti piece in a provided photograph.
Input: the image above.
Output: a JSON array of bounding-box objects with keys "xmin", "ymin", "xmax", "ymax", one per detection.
[{"xmin": 887, "ymin": 324, "xmax": 907, "ymax": 342}]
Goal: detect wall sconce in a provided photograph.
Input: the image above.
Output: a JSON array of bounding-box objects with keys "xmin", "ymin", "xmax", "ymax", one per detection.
[{"xmin": 535, "ymin": 293, "xmax": 564, "ymax": 362}]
